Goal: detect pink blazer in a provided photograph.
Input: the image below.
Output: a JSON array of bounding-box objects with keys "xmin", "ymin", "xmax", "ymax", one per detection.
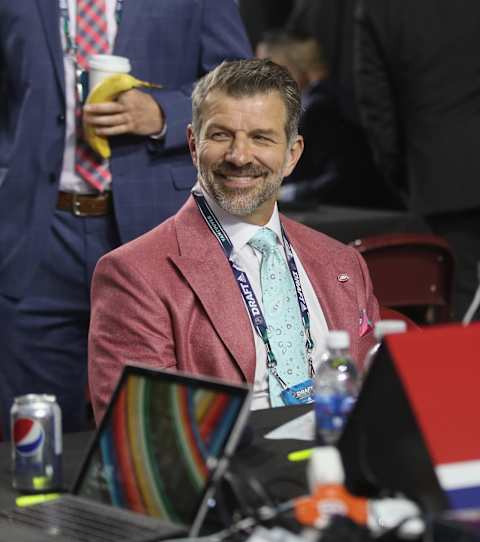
[{"xmin": 89, "ymin": 197, "xmax": 379, "ymax": 421}]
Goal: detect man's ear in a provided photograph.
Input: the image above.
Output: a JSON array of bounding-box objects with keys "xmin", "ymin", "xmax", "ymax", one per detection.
[
  {"xmin": 187, "ymin": 124, "xmax": 198, "ymax": 166},
  {"xmin": 283, "ymin": 135, "xmax": 304, "ymax": 178}
]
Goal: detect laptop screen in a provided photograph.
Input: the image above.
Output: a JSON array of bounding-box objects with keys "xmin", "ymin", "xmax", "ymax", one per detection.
[{"xmin": 73, "ymin": 365, "xmax": 251, "ymax": 530}]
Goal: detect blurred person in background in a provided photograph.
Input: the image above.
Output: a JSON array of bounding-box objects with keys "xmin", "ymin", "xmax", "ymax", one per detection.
[
  {"xmin": 355, "ymin": 0, "xmax": 480, "ymax": 321},
  {"xmin": 288, "ymin": 0, "xmax": 359, "ymax": 124},
  {"xmin": 256, "ymin": 30, "xmax": 402, "ymax": 209},
  {"xmin": 0, "ymin": 0, "xmax": 251, "ymax": 435},
  {"xmin": 238, "ymin": 0, "xmax": 295, "ymax": 50}
]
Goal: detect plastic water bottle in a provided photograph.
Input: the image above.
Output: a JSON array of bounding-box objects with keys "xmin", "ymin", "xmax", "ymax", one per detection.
[
  {"xmin": 314, "ymin": 331, "xmax": 359, "ymax": 444},
  {"xmin": 361, "ymin": 319, "xmax": 407, "ymax": 374}
]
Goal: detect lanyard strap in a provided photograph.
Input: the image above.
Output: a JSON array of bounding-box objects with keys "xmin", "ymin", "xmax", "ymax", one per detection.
[
  {"xmin": 281, "ymin": 224, "xmax": 315, "ymax": 354},
  {"xmin": 59, "ymin": 0, "xmax": 123, "ymax": 56},
  {"xmin": 193, "ymin": 193, "xmax": 315, "ymax": 385}
]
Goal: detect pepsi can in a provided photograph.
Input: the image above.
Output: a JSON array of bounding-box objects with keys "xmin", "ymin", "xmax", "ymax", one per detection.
[{"xmin": 11, "ymin": 394, "xmax": 62, "ymax": 492}]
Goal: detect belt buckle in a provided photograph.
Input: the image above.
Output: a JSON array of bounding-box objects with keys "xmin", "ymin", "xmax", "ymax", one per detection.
[{"xmin": 72, "ymin": 194, "xmax": 89, "ymax": 217}]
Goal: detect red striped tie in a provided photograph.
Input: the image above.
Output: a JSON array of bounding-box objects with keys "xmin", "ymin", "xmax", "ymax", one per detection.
[{"xmin": 75, "ymin": 0, "xmax": 112, "ymax": 191}]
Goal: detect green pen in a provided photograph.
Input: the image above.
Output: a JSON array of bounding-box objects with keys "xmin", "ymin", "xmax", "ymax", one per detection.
[
  {"xmin": 15, "ymin": 493, "xmax": 61, "ymax": 508},
  {"xmin": 287, "ymin": 447, "xmax": 316, "ymax": 462}
]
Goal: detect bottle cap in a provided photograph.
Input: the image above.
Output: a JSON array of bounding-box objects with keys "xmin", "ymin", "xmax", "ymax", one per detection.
[
  {"xmin": 307, "ymin": 446, "xmax": 345, "ymax": 490},
  {"xmin": 374, "ymin": 320, "xmax": 407, "ymax": 340},
  {"xmin": 326, "ymin": 330, "xmax": 350, "ymax": 349}
]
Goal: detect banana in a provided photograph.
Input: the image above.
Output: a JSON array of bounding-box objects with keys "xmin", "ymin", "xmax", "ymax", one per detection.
[{"xmin": 83, "ymin": 73, "xmax": 162, "ymax": 159}]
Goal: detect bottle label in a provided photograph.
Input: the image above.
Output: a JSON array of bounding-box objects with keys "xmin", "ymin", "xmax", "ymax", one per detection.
[{"xmin": 315, "ymin": 392, "xmax": 356, "ymax": 432}]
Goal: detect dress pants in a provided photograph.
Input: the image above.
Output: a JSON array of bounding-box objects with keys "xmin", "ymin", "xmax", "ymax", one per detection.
[
  {"xmin": 426, "ymin": 207, "xmax": 480, "ymax": 322},
  {"xmin": 0, "ymin": 208, "xmax": 121, "ymax": 436}
]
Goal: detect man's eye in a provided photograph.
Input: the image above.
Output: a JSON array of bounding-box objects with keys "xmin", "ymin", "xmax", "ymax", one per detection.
[
  {"xmin": 211, "ymin": 132, "xmax": 229, "ymax": 140},
  {"xmin": 253, "ymin": 134, "xmax": 272, "ymax": 142}
]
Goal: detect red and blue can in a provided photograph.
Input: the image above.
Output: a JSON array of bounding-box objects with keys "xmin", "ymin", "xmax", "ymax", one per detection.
[{"xmin": 11, "ymin": 394, "xmax": 62, "ymax": 492}]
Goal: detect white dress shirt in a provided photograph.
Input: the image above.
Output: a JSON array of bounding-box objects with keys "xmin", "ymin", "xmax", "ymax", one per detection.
[
  {"xmin": 195, "ymin": 185, "xmax": 329, "ymax": 409},
  {"xmin": 59, "ymin": 0, "xmax": 118, "ymax": 194}
]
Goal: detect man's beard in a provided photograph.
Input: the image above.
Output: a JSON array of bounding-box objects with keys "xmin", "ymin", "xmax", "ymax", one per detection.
[{"xmin": 199, "ymin": 161, "xmax": 284, "ymax": 217}]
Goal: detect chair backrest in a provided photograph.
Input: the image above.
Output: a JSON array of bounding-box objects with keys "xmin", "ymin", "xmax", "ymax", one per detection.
[
  {"xmin": 379, "ymin": 305, "xmax": 420, "ymax": 330},
  {"xmin": 350, "ymin": 233, "xmax": 454, "ymax": 324}
]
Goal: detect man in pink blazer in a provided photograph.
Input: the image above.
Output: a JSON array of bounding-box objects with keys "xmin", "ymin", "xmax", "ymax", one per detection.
[{"xmin": 89, "ymin": 59, "xmax": 379, "ymax": 421}]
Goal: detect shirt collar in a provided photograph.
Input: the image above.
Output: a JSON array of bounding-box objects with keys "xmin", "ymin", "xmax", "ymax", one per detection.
[{"xmin": 192, "ymin": 183, "xmax": 283, "ymax": 253}]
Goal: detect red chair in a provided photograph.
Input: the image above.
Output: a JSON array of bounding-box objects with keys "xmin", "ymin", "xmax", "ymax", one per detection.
[
  {"xmin": 351, "ymin": 233, "xmax": 454, "ymax": 325},
  {"xmin": 379, "ymin": 305, "xmax": 419, "ymax": 330}
]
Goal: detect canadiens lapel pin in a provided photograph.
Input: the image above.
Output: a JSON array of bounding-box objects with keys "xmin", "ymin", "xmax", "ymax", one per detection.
[{"xmin": 337, "ymin": 273, "xmax": 349, "ymax": 283}]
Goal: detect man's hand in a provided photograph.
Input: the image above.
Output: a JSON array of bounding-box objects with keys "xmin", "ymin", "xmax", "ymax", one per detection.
[{"xmin": 83, "ymin": 89, "xmax": 165, "ymax": 137}]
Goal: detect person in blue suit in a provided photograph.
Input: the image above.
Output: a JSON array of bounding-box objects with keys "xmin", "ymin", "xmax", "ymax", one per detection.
[{"xmin": 0, "ymin": 0, "xmax": 251, "ymax": 435}]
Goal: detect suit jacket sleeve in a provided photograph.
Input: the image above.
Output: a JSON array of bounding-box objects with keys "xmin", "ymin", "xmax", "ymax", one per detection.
[
  {"xmin": 149, "ymin": 0, "xmax": 252, "ymax": 152},
  {"xmin": 88, "ymin": 253, "xmax": 177, "ymax": 423},
  {"xmin": 354, "ymin": 0, "xmax": 406, "ymax": 198}
]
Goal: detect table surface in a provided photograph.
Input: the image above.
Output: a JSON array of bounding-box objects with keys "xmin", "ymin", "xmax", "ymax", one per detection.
[
  {"xmin": 282, "ymin": 204, "xmax": 429, "ymax": 244},
  {"xmin": 0, "ymin": 405, "xmax": 314, "ymax": 511}
]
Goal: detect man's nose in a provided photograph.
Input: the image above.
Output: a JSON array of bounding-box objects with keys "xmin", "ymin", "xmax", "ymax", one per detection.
[{"xmin": 225, "ymin": 135, "xmax": 252, "ymax": 166}]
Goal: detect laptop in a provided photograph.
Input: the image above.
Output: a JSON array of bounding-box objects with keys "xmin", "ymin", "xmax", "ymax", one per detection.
[{"xmin": 0, "ymin": 364, "xmax": 252, "ymax": 542}]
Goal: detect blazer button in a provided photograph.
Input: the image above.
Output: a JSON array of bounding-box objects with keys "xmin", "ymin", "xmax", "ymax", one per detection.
[{"xmin": 57, "ymin": 113, "xmax": 66, "ymax": 123}]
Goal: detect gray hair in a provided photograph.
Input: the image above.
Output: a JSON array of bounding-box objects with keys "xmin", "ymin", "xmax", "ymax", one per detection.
[{"xmin": 191, "ymin": 58, "xmax": 301, "ymax": 145}]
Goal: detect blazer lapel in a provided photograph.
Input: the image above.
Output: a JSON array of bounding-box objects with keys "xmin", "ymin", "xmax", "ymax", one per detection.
[
  {"xmin": 113, "ymin": 1, "xmax": 142, "ymax": 55},
  {"xmin": 169, "ymin": 199, "xmax": 257, "ymax": 382},
  {"xmin": 290, "ymin": 238, "xmax": 338, "ymax": 329},
  {"xmin": 36, "ymin": 0, "xmax": 65, "ymax": 96},
  {"xmin": 283, "ymin": 217, "xmax": 367, "ymax": 361},
  {"xmin": 283, "ymin": 220, "xmax": 346, "ymax": 331}
]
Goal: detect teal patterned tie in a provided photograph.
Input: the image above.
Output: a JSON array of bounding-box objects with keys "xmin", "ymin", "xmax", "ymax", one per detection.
[{"xmin": 248, "ymin": 228, "xmax": 307, "ymax": 406}]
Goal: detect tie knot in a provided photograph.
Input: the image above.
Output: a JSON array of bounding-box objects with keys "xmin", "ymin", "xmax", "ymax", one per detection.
[{"xmin": 248, "ymin": 228, "xmax": 278, "ymax": 254}]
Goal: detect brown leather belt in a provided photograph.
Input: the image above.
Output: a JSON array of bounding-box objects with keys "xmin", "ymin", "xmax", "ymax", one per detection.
[{"xmin": 56, "ymin": 191, "xmax": 113, "ymax": 216}]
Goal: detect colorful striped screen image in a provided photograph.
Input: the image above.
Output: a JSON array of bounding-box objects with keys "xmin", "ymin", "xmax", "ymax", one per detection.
[{"xmin": 77, "ymin": 373, "xmax": 243, "ymax": 526}]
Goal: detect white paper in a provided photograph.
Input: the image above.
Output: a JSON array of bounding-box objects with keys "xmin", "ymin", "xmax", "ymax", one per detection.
[{"xmin": 264, "ymin": 410, "xmax": 315, "ymax": 441}]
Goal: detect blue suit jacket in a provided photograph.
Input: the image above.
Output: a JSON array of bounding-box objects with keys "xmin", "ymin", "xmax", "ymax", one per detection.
[{"xmin": 0, "ymin": 0, "xmax": 251, "ymax": 298}]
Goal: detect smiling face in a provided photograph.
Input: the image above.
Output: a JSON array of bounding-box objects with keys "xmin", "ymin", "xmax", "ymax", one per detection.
[{"xmin": 188, "ymin": 90, "xmax": 303, "ymax": 225}]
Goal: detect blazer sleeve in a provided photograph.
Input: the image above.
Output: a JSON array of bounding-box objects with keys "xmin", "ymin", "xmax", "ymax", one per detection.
[
  {"xmin": 148, "ymin": 0, "xmax": 252, "ymax": 153},
  {"xmin": 354, "ymin": 0, "xmax": 406, "ymax": 199},
  {"xmin": 88, "ymin": 253, "xmax": 177, "ymax": 424}
]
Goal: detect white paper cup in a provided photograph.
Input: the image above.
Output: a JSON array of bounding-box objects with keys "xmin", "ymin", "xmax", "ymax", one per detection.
[{"xmin": 88, "ymin": 54, "xmax": 131, "ymax": 91}]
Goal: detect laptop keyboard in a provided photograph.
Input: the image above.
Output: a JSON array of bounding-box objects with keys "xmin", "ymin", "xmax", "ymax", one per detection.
[{"xmin": 3, "ymin": 495, "xmax": 176, "ymax": 542}]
